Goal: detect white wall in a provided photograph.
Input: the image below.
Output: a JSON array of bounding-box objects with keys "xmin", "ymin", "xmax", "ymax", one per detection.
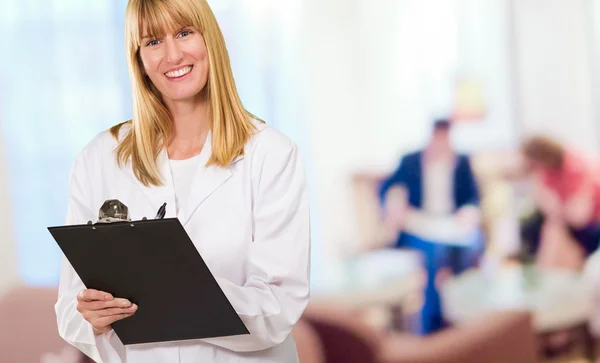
[
  {"xmin": 452, "ymin": 0, "xmax": 517, "ymax": 152},
  {"xmin": 512, "ymin": 0, "xmax": 599, "ymax": 155},
  {"xmin": 298, "ymin": 0, "xmax": 364, "ymax": 263}
]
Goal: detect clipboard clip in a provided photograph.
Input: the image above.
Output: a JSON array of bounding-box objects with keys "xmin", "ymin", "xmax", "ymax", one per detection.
[
  {"xmin": 87, "ymin": 199, "xmax": 131, "ymax": 225},
  {"xmin": 87, "ymin": 200, "xmax": 167, "ymax": 226}
]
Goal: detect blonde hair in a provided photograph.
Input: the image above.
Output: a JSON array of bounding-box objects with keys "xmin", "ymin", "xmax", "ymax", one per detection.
[{"xmin": 111, "ymin": 0, "xmax": 260, "ymax": 186}]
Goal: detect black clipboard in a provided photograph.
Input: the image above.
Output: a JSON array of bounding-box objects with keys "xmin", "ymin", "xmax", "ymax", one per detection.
[{"xmin": 48, "ymin": 218, "xmax": 249, "ymax": 345}]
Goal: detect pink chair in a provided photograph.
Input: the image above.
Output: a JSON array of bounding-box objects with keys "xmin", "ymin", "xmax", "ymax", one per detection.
[
  {"xmin": 292, "ymin": 318, "xmax": 326, "ymax": 363},
  {"xmin": 302, "ymin": 303, "xmax": 382, "ymax": 363},
  {"xmin": 303, "ymin": 303, "xmax": 539, "ymax": 363},
  {"xmin": 378, "ymin": 311, "xmax": 539, "ymax": 363}
]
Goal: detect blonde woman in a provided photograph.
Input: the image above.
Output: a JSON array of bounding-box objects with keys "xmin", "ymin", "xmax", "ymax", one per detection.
[{"xmin": 54, "ymin": 1, "xmax": 310, "ymax": 362}]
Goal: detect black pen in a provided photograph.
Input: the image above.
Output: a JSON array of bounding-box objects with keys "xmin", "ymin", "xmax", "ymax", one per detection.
[{"xmin": 155, "ymin": 202, "xmax": 167, "ymax": 219}]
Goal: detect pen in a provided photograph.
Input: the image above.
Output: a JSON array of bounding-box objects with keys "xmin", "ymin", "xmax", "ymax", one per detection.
[{"xmin": 155, "ymin": 202, "xmax": 167, "ymax": 219}]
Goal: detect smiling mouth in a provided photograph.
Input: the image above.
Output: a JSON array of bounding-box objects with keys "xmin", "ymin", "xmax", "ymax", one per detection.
[{"xmin": 165, "ymin": 65, "xmax": 193, "ymax": 79}]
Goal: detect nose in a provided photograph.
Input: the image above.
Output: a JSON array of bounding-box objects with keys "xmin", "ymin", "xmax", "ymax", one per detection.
[{"xmin": 164, "ymin": 38, "xmax": 183, "ymax": 64}]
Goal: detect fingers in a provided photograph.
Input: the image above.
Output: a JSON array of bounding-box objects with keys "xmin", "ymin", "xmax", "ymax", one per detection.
[
  {"xmin": 93, "ymin": 312, "xmax": 135, "ymax": 328},
  {"xmin": 78, "ymin": 298, "xmax": 133, "ymax": 312},
  {"xmin": 95, "ymin": 305, "xmax": 138, "ymax": 317},
  {"xmin": 75, "ymin": 289, "xmax": 139, "ymax": 333},
  {"xmin": 81, "ymin": 305, "xmax": 138, "ymax": 331},
  {"xmin": 77, "ymin": 289, "xmax": 113, "ymax": 302}
]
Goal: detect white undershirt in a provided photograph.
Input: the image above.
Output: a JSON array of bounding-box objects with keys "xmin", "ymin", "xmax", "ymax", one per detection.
[
  {"xmin": 403, "ymin": 156, "xmax": 474, "ymax": 245},
  {"xmin": 421, "ymin": 157, "xmax": 454, "ymax": 215},
  {"xmin": 169, "ymin": 154, "xmax": 202, "ymax": 214}
]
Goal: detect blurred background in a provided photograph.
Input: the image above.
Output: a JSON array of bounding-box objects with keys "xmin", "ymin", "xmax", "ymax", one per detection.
[{"xmin": 2, "ymin": 0, "xmax": 600, "ymax": 362}]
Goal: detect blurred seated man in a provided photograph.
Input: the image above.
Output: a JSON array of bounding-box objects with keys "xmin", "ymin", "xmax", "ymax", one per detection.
[
  {"xmin": 379, "ymin": 118, "xmax": 484, "ymax": 335},
  {"xmin": 520, "ymin": 136, "xmax": 600, "ymax": 270}
]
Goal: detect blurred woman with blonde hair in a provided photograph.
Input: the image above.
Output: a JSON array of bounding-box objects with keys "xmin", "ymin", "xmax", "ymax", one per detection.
[{"xmin": 55, "ymin": 0, "xmax": 310, "ymax": 362}]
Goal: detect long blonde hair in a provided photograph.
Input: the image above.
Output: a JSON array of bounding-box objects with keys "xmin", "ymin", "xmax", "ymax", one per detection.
[{"xmin": 111, "ymin": 0, "xmax": 259, "ymax": 186}]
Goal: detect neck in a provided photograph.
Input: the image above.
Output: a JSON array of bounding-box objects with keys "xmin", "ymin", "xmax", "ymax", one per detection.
[
  {"xmin": 164, "ymin": 90, "xmax": 210, "ymax": 159},
  {"xmin": 425, "ymin": 144, "xmax": 453, "ymax": 161}
]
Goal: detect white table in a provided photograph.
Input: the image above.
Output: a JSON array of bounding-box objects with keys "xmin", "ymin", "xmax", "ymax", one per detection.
[
  {"xmin": 310, "ymin": 249, "xmax": 424, "ymax": 308},
  {"xmin": 440, "ymin": 264, "xmax": 593, "ymax": 333}
]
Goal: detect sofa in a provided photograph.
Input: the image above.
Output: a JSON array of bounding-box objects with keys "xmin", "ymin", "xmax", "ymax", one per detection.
[{"xmin": 295, "ymin": 302, "xmax": 539, "ymax": 363}]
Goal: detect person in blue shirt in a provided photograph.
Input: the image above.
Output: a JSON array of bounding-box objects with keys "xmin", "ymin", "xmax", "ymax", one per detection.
[{"xmin": 379, "ymin": 119, "xmax": 484, "ymax": 334}]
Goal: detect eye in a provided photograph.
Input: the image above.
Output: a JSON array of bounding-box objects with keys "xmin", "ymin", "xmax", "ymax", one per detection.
[
  {"xmin": 178, "ymin": 30, "xmax": 192, "ymax": 38},
  {"xmin": 146, "ymin": 39, "xmax": 160, "ymax": 47}
]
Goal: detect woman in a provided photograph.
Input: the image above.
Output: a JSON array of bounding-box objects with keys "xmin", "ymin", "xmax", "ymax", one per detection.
[
  {"xmin": 55, "ymin": 0, "xmax": 310, "ymax": 362},
  {"xmin": 520, "ymin": 135, "xmax": 600, "ymax": 269}
]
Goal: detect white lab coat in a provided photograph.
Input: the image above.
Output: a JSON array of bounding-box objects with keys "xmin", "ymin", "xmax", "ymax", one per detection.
[{"xmin": 55, "ymin": 121, "xmax": 310, "ymax": 363}]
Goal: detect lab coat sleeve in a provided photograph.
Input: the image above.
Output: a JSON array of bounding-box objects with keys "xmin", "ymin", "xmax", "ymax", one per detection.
[
  {"xmin": 54, "ymin": 154, "xmax": 122, "ymax": 363},
  {"xmin": 204, "ymin": 139, "xmax": 311, "ymax": 352}
]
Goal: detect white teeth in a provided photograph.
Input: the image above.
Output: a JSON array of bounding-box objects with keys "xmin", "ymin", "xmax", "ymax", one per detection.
[{"xmin": 165, "ymin": 66, "xmax": 192, "ymax": 78}]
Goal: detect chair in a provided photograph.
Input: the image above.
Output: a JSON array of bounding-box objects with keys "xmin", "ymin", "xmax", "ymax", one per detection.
[
  {"xmin": 303, "ymin": 302, "xmax": 539, "ymax": 363},
  {"xmin": 378, "ymin": 311, "xmax": 539, "ymax": 363},
  {"xmin": 350, "ymin": 171, "xmax": 396, "ymax": 251},
  {"xmin": 302, "ymin": 303, "xmax": 382, "ymax": 363},
  {"xmin": 292, "ymin": 318, "xmax": 326, "ymax": 363}
]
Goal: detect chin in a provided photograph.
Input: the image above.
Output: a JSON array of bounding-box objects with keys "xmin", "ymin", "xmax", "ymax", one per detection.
[{"xmin": 165, "ymin": 88, "xmax": 206, "ymax": 102}]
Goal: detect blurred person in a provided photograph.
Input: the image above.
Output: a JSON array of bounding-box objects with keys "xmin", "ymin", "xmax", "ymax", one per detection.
[
  {"xmin": 520, "ymin": 135, "xmax": 600, "ymax": 270},
  {"xmin": 518, "ymin": 135, "xmax": 600, "ymax": 357},
  {"xmin": 54, "ymin": 0, "xmax": 310, "ymax": 362},
  {"xmin": 379, "ymin": 118, "xmax": 484, "ymax": 334}
]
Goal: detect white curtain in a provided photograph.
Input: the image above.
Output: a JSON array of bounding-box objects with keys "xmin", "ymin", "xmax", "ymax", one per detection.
[{"xmin": 0, "ymin": 0, "xmax": 131, "ymax": 285}]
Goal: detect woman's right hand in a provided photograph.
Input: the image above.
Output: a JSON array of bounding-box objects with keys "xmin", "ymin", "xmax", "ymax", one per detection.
[{"xmin": 76, "ymin": 289, "xmax": 138, "ymax": 335}]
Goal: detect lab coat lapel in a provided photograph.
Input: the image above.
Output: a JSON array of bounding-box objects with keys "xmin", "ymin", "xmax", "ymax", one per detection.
[{"xmin": 178, "ymin": 132, "xmax": 242, "ymax": 226}]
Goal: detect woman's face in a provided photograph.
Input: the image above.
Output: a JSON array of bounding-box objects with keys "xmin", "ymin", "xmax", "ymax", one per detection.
[
  {"xmin": 523, "ymin": 157, "xmax": 546, "ymax": 174},
  {"xmin": 139, "ymin": 26, "xmax": 209, "ymax": 103}
]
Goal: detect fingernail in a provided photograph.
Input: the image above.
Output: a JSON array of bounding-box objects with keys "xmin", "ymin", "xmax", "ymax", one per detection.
[
  {"xmin": 131, "ymin": 304, "xmax": 138, "ymax": 310},
  {"xmin": 121, "ymin": 300, "xmax": 131, "ymax": 306},
  {"xmin": 105, "ymin": 294, "xmax": 113, "ymax": 300}
]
